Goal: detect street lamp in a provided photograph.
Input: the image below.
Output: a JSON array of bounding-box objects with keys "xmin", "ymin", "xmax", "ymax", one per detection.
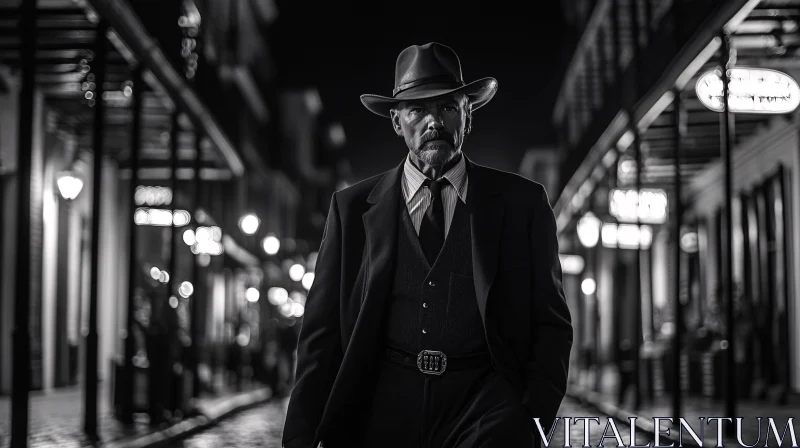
[
  {"xmin": 179, "ymin": 281, "xmax": 194, "ymax": 298},
  {"xmin": 581, "ymin": 278, "xmax": 597, "ymax": 295},
  {"xmin": 577, "ymin": 210, "xmax": 601, "ymax": 392},
  {"xmin": 577, "ymin": 212, "xmax": 601, "ymax": 248},
  {"xmin": 301, "ymin": 272, "xmax": 315, "ymax": 290},
  {"xmin": 289, "ymin": 263, "xmax": 305, "ymax": 282},
  {"xmin": 262, "ymin": 234, "xmax": 280, "ymax": 255},
  {"xmin": 57, "ymin": 171, "xmax": 84, "ymax": 200},
  {"xmin": 238, "ymin": 213, "xmax": 260, "ymax": 235},
  {"xmin": 55, "ymin": 170, "xmax": 83, "ymax": 394},
  {"xmin": 245, "ymin": 287, "xmax": 260, "ymax": 303}
]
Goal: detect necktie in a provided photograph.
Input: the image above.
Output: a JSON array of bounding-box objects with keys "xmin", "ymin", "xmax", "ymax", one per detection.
[{"xmin": 419, "ymin": 177, "xmax": 448, "ymax": 265}]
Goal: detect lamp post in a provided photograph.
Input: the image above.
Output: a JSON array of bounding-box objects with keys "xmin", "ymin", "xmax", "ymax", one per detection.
[
  {"xmin": 11, "ymin": 1, "xmax": 37, "ymax": 445},
  {"xmin": 720, "ymin": 32, "xmax": 737, "ymax": 427},
  {"xmin": 164, "ymin": 110, "xmax": 181, "ymax": 418},
  {"xmin": 190, "ymin": 135, "xmax": 203, "ymax": 399},
  {"xmin": 119, "ymin": 65, "xmax": 143, "ymax": 424},
  {"xmin": 84, "ymin": 19, "xmax": 108, "ymax": 441},
  {"xmin": 577, "ymin": 211, "xmax": 601, "ymax": 390},
  {"xmin": 55, "ymin": 171, "xmax": 83, "ymax": 389},
  {"xmin": 672, "ymin": 87, "xmax": 685, "ymax": 423}
]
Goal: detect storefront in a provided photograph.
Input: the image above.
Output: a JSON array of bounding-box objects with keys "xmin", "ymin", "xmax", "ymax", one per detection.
[
  {"xmin": 0, "ymin": 85, "xmax": 127, "ymax": 395},
  {"xmin": 552, "ymin": 0, "xmax": 800, "ymax": 410},
  {"xmin": 690, "ymin": 115, "xmax": 797, "ymax": 397}
]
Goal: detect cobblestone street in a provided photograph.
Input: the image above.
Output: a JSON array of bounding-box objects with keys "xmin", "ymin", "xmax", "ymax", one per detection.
[
  {"xmin": 0, "ymin": 387, "xmax": 139, "ymax": 448},
  {"xmin": 170, "ymin": 397, "xmax": 632, "ymax": 447},
  {"xmin": 0, "ymin": 385, "xmax": 269, "ymax": 448}
]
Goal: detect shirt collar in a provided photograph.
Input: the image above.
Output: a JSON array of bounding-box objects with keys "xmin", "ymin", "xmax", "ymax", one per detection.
[{"xmin": 403, "ymin": 153, "xmax": 468, "ymax": 204}]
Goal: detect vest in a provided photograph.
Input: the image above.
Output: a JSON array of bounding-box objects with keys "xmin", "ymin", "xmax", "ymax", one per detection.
[{"xmin": 383, "ymin": 197, "xmax": 488, "ymax": 356}]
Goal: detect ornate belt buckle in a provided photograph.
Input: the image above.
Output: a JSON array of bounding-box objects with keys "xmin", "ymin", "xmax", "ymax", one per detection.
[{"xmin": 417, "ymin": 350, "xmax": 447, "ymax": 375}]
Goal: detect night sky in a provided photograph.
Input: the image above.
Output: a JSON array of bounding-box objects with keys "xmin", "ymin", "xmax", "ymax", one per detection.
[{"xmin": 271, "ymin": 1, "xmax": 573, "ymax": 180}]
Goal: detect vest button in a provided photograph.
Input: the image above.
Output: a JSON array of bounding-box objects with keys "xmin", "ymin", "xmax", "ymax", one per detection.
[
  {"xmin": 428, "ymin": 281, "xmax": 436, "ymax": 287},
  {"xmin": 422, "ymin": 302, "xmax": 428, "ymax": 309}
]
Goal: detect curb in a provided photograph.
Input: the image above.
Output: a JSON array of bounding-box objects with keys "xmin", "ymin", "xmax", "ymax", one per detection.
[
  {"xmin": 106, "ymin": 388, "xmax": 273, "ymax": 448},
  {"xmin": 567, "ymin": 387, "xmax": 686, "ymax": 446}
]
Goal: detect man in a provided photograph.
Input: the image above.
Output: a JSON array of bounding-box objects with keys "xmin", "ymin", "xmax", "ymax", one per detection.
[{"xmin": 282, "ymin": 42, "xmax": 572, "ymax": 448}]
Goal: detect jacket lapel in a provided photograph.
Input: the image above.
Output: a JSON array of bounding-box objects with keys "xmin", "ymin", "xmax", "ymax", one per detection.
[
  {"xmin": 361, "ymin": 161, "xmax": 404, "ymax": 313},
  {"xmin": 465, "ymin": 158, "xmax": 504, "ymax": 323}
]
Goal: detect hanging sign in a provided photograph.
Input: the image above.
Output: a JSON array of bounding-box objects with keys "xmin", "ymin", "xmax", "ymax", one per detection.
[{"xmin": 696, "ymin": 67, "xmax": 800, "ymax": 114}]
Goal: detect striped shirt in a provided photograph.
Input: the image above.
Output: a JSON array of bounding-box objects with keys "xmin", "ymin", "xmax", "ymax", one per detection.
[{"xmin": 401, "ymin": 153, "xmax": 469, "ymax": 238}]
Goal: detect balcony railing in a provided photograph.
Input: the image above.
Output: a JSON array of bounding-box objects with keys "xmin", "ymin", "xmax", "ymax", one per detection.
[{"xmin": 554, "ymin": 0, "xmax": 723, "ymax": 192}]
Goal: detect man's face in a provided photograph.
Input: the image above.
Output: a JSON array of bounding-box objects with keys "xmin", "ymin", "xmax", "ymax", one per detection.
[{"xmin": 390, "ymin": 94, "xmax": 471, "ymax": 167}]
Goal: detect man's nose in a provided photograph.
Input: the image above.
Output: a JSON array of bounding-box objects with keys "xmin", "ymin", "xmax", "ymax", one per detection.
[{"xmin": 427, "ymin": 114, "xmax": 444, "ymax": 130}]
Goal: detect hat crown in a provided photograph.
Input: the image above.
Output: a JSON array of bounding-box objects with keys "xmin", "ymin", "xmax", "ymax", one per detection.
[{"xmin": 393, "ymin": 42, "xmax": 464, "ymax": 97}]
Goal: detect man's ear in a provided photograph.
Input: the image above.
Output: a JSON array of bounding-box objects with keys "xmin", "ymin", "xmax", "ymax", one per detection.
[
  {"xmin": 463, "ymin": 97, "xmax": 473, "ymax": 135},
  {"xmin": 390, "ymin": 109, "xmax": 403, "ymax": 137}
]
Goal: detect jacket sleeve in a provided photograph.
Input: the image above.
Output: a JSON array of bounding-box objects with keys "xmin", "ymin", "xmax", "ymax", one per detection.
[
  {"xmin": 521, "ymin": 184, "xmax": 573, "ymax": 434},
  {"xmin": 282, "ymin": 193, "xmax": 344, "ymax": 448}
]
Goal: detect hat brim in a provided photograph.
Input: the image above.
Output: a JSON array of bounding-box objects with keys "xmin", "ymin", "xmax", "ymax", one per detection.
[{"xmin": 360, "ymin": 77, "xmax": 498, "ymax": 118}]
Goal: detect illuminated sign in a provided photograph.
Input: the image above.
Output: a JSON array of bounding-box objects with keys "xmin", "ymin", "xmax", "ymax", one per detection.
[
  {"xmin": 601, "ymin": 223, "xmax": 653, "ymax": 250},
  {"xmin": 696, "ymin": 68, "xmax": 800, "ymax": 114},
  {"xmin": 134, "ymin": 208, "xmax": 190, "ymax": 226},
  {"xmin": 609, "ymin": 188, "xmax": 668, "ymax": 224},
  {"xmin": 135, "ymin": 186, "xmax": 172, "ymax": 206}
]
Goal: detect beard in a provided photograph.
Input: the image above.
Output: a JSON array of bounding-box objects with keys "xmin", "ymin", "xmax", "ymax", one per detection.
[
  {"xmin": 414, "ymin": 143, "xmax": 456, "ymax": 167},
  {"xmin": 414, "ymin": 130, "xmax": 459, "ymax": 167}
]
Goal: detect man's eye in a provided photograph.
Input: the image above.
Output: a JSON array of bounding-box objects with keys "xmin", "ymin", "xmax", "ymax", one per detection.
[
  {"xmin": 410, "ymin": 108, "xmax": 423, "ymax": 114},
  {"xmin": 443, "ymin": 106, "xmax": 457, "ymax": 112}
]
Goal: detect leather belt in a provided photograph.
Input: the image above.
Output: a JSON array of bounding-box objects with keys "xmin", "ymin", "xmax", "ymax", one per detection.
[{"xmin": 383, "ymin": 346, "xmax": 492, "ymax": 375}]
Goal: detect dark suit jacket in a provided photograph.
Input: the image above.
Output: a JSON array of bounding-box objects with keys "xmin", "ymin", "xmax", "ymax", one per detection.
[{"xmin": 282, "ymin": 157, "xmax": 573, "ymax": 448}]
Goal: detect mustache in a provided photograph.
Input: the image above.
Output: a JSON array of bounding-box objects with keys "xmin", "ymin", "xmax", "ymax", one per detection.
[{"xmin": 421, "ymin": 130, "xmax": 454, "ymax": 146}]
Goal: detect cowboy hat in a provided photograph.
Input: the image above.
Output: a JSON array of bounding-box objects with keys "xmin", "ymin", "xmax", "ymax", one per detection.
[{"xmin": 360, "ymin": 42, "xmax": 498, "ymax": 118}]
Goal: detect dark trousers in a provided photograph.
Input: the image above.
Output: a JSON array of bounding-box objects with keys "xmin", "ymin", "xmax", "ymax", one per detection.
[{"xmin": 345, "ymin": 359, "xmax": 535, "ymax": 448}]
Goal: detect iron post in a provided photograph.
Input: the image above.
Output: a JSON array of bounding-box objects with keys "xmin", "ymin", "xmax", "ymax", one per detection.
[
  {"xmin": 10, "ymin": 0, "xmax": 37, "ymax": 445},
  {"xmin": 84, "ymin": 19, "xmax": 109, "ymax": 441},
  {"xmin": 119, "ymin": 65, "xmax": 143, "ymax": 423}
]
